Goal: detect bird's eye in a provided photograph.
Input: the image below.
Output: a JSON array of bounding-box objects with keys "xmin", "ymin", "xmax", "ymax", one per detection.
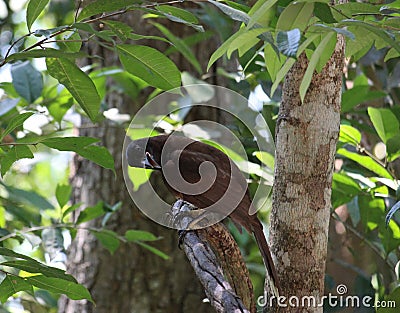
[{"xmin": 135, "ymin": 145, "xmax": 141, "ymax": 151}]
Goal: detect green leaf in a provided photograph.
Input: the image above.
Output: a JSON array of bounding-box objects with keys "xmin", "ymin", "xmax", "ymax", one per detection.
[
  {"xmin": 125, "ymin": 230, "xmax": 159, "ymax": 242},
  {"xmin": 152, "ymin": 23, "xmax": 202, "ymax": 74},
  {"xmin": 331, "ymin": 172, "xmax": 361, "ymax": 208},
  {"xmin": 117, "ymin": 44, "xmax": 181, "ymax": 90},
  {"xmin": 340, "ymin": 19, "xmax": 400, "ymax": 55},
  {"xmin": 277, "ymin": 29, "xmax": 301, "ymax": 57},
  {"xmin": 76, "ymin": 202, "xmax": 106, "ymax": 224},
  {"xmin": 377, "ymin": 287, "xmax": 400, "ymax": 313},
  {"xmin": 56, "ymin": 184, "xmax": 72, "ymax": 208},
  {"xmin": 0, "ymin": 112, "xmax": 34, "ymax": 142},
  {"xmin": 103, "ymin": 20, "xmax": 132, "ymax": 41},
  {"xmin": 341, "ymin": 86, "xmax": 386, "ymax": 113},
  {"xmin": 339, "ymin": 124, "xmax": 361, "ymax": 146},
  {"xmin": 58, "ymin": 32, "xmax": 82, "ymax": 53},
  {"xmin": 314, "ymin": 2, "xmax": 336, "ymax": 23},
  {"xmin": 62, "ymin": 203, "xmax": 81, "ymax": 221},
  {"xmin": 207, "ymin": 28, "xmax": 246, "ymax": 71},
  {"xmin": 26, "ymin": 0, "xmax": 50, "ymax": 31},
  {"xmin": 264, "ymin": 44, "xmax": 285, "ymax": 81},
  {"xmin": 91, "ymin": 230, "xmax": 120, "ymax": 254},
  {"xmin": 1, "ymin": 260, "xmax": 76, "ymax": 282},
  {"xmin": 299, "ymin": 32, "xmax": 335, "ymax": 102},
  {"xmin": 270, "ymin": 57, "xmax": 296, "ymax": 97},
  {"xmin": 5, "ymin": 49, "xmax": 85, "ymax": 62},
  {"xmin": 368, "ymin": 107, "xmax": 400, "ymax": 144},
  {"xmin": 157, "ymin": 5, "xmax": 199, "ymax": 24},
  {"xmin": 0, "ymin": 274, "xmax": 33, "ymax": 304},
  {"xmin": 1, "ymin": 145, "xmax": 34, "ymax": 176},
  {"xmin": 337, "ymin": 148, "xmax": 393, "ymax": 179},
  {"xmin": 41, "ymin": 137, "xmax": 115, "ymax": 171},
  {"xmin": 78, "ymin": 0, "xmax": 138, "ymax": 21},
  {"xmin": 276, "ymin": 2, "xmax": 314, "ymax": 31},
  {"xmin": 252, "ymin": 151, "xmax": 274, "ymax": 170},
  {"xmin": 208, "ymin": 0, "xmax": 250, "ymax": 24},
  {"xmin": 11, "ymin": 62, "xmax": 43, "ymax": 103},
  {"xmin": 72, "ymin": 23, "xmax": 114, "ymax": 42},
  {"xmin": 0, "ymin": 182, "xmax": 55, "ymax": 211},
  {"xmin": 387, "ymin": 135, "xmax": 400, "ymax": 162},
  {"xmin": 227, "ymin": 28, "xmax": 267, "ymax": 58},
  {"xmin": 358, "ymin": 195, "xmax": 385, "ymax": 231},
  {"xmin": 46, "ymin": 58, "xmax": 100, "ymax": 122},
  {"xmin": 136, "ymin": 242, "xmax": 169, "ymax": 260},
  {"xmin": 247, "ymin": 0, "xmax": 278, "ymax": 29},
  {"xmin": 27, "ymin": 275, "xmax": 93, "ymax": 302}
]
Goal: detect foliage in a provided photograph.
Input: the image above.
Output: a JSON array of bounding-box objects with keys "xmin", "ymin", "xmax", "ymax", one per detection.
[{"xmin": 0, "ymin": 0, "xmax": 399, "ymax": 311}]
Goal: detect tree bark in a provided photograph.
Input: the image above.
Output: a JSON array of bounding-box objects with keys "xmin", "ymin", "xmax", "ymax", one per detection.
[
  {"xmin": 268, "ymin": 35, "xmax": 345, "ymax": 313},
  {"xmin": 58, "ymin": 8, "xmax": 226, "ymax": 313}
]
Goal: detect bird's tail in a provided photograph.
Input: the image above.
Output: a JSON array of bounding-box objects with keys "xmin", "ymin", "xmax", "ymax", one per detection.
[{"xmin": 253, "ymin": 227, "xmax": 280, "ymax": 297}]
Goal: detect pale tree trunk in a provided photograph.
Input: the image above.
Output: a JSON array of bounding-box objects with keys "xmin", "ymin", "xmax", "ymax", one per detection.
[
  {"xmin": 58, "ymin": 10, "xmax": 224, "ymax": 313},
  {"xmin": 269, "ymin": 35, "xmax": 345, "ymax": 313}
]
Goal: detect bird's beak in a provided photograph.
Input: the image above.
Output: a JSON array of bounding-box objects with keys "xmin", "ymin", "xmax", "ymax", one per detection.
[{"xmin": 144, "ymin": 152, "xmax": 161, "ymax": 170}]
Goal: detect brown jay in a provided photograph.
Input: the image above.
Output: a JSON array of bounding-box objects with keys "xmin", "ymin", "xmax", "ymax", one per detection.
[{"xmin": 126, "ymin": 134, "xmax": 279, "ymax": 291}]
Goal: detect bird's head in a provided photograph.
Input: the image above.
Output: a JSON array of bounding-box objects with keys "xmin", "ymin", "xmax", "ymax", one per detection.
[{"xmin": 126, "ymin": 137, "xmax": 162, "ymax": 170}]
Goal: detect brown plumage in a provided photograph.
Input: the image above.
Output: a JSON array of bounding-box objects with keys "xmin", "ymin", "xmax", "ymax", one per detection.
[{"xmin": 127, "ymin": 134, "xmax": 279, "ymax": 291}]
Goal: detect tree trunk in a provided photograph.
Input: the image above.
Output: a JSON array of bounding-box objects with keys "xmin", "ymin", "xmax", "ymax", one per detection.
[
  {"xmin": 58, "ymin": 10, "xmax": 225, "ymax": 313},
  {"xmin": 269, "ymin": 36, "xmax": 345, "ymax": 313}
]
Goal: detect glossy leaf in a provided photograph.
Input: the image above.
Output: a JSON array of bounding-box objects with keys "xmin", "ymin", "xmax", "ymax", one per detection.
[
  {"xmin": 46, "ymin": 58, "xmax": 100, "ymax": 122},
  {"xmin": 227, "ymin": 28, "xmax": 267, "ymax": 58},
  {"xmin": 157, "ymin": 5, "xmax": 199, "ymax": 24},
  {"xmin": 27, "ymin": 275, "xmax": 93, "ymax": 302},
  {"xmin": 11, "ymin": 62, "xmax": 43, "ymax": 103},
  {"xmin": 247, "ymin": 0, "xmax": 278, "ymax": 29},
  {"xmin": 103, "ymin": 20, "xmax": 132, "ymax": 41},
  {"xmin": 1, "ymin": 145, "xmax": 34, "ymax": 176},
  {"xmin": 125, "ymin": 230, "xmax": 159, "ymax": 242},
  {"xmin": 264, "ymin": 44, "xmax": 285, "ymax": 81},
  {"xmin": 56, "ymin": 184, "xmax": 72, "ymax": 208},
  {"xmin": 331, "ymin": 172, "xmax": 362, "ymax": 208},
  {"xmin": 368, "ymin": 107, "xmax": 400, "ymax": 144},
  {"xmin": 208, "ymin": 0, "xmax": 250, "ymax": 24},
  {"xmin": 78, "ymin": 0, "xmax": 138, "ymax": 21},
  {"xmin": 117, "ymin": 44, "xmax": 181, "ymax": 90},
  {"xmin": 341, "ymin": 86, "xmax": 386, "ymax": 113},
  {"xmin": 76, "ymin": 202, "xmax": 105, "ymax": 224},
  {"xmin": 91, "ymin": 230, "xmax": 120, "ymax": 254},
  {"xmin": 270, "ymin": 57, "xmax": 296, "ymax": 97},
  {"xmin": 0, "ymin": 112, "xmax": 34, "ymax": 142},
  {"xmin": 152, "ymin": 23, "xmax": 202, "ymax": 74},
  {"xmin": 1, "ymin": 260, "xmax": 75, "ymax": 282},
  {"xmin": 314, "ymin": 2, "xmax": 336, "ymax": 23},
  {"xmin": 337, "ymin": 148, "xmax": 393, "ymax": 179},
  {"xmin": 41, "ymin": 137, "xmax": 115, "ymax": 172},
  {"xmin": 136, "ymin": 242, "xmax": 169, "ymax": 260},
  {"xmin": 339, "ymin": 124, "xmax": 361, "ymax": 146},
  {"xmin": 0, "ymin": 274, "xmax": 32, "ymax": 304},
  {"xmin": 26, "ymin": 0, "xmax": 50, "ymax": 31},
  {"xmin": 276, "ymin": 2, "xmax": 314, "ymax": 31},
  {"xmin": 299, "ymin": 32, "xmax": 335, "ymax": 102},
  {"xmin": 5, "ymin": 49, "xmax": 85, "ymax": 62},
  {"xmin": 207, "ymin": 29, "xmax": 246, "ymax": 71}
]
